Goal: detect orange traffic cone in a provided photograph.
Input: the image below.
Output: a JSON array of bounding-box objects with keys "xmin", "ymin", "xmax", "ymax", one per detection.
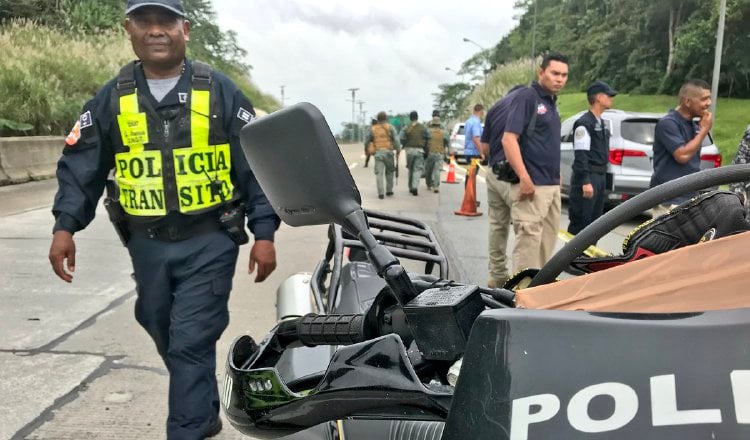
[
  {"xmin": 455, "ymin": 163, "xmax": 482, "ymax": 217},
  {"xmin": 443, "ymin": 155, "xmax": 459, "ymax": 184}
]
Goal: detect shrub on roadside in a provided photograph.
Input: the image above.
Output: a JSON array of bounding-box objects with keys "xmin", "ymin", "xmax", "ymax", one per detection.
[{"xmin": 0, "ymin": 20, "xmax": 279, "ymax": 136}]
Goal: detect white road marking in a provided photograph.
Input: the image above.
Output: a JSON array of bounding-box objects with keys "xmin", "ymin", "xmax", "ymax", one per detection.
[{"xmin": 349, "ymin": 163, "xmax": 358, "ymax": 170}]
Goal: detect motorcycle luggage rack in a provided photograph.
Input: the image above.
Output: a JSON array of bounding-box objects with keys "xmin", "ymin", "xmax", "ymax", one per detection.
[{"xmin": 312, "ymin": 209, "xmax": 449, "ymax": 311}]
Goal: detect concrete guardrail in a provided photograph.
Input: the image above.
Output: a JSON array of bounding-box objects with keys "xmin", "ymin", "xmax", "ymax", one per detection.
[{"xmin": 0, "ymin": 136, "xmax": 64, "ymax": 186}]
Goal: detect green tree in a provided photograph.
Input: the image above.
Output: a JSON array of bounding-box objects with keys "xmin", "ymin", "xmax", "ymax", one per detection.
[
  {"xmin": 481, "ymin": 0, "xmax": 750, "ymax": 98},
  {"xmin": 432, "ymin": 82, "xmax": 472, "ymax": 122}
]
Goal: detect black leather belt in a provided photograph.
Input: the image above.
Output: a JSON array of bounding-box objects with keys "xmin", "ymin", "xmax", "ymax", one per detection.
[
  {"xmin": 128, "ymin": 215, "xmax": 221, "ymax": 242},
  {"xmin": 590, "ymin": 164, "xmax": 608, "ymax": 174}
]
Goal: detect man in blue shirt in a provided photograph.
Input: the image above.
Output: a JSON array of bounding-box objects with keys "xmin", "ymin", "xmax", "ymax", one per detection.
[
  {"xmin": 502, "ymin": 52, "xmax": 569, "ymax": 272},
  {"xmin": 650, "ymin": 79, "xmax": 713, "ymax": 217},
  {"xmin": 464, "ymin": 104, "xmax": 485, "ymax": 160}
]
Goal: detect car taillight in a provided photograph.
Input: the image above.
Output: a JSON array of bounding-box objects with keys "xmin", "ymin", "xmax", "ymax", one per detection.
[
  {"xmin": 700, "ymin": 153, "xmax": 722, "ymax": 168},
  {"xmin": 609, "ymin": 148, "xmax": 646, "ymax": 166}
]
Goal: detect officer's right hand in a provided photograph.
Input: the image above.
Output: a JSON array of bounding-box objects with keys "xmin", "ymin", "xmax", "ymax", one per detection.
[
  {"xmin": 49, "ymin": 231, "xmax": 76, "ymax": 283},
  {"xmin": 700, "ymin": 111, "xmax": 714, "ymax": 131},
  {"xmin": 582, "ymin": 183, "xmax": 594, "ymax": 199},
  {"xmin": 519, "ymin": 176, "xmax": 535, "ymax": 200}
]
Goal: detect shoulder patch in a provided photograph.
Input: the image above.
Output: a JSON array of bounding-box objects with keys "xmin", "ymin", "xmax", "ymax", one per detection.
[
  {"xmin": 573, "ymin": 126, "xmax": 591, "ymax": 151},
  {"xmin": 65, "ymin": 119, "xmax": 81, "ymax": 146},
  {"xmin": 79, "ymin": 110, "xmax": 93, "ymax": 129},
  {"xmin": 237, "ymin": 107, "xmax": 255, "ymax": 123}
]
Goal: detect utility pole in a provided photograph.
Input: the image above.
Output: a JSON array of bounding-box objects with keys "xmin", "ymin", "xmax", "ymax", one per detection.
[
  {"xmin": 357, "ymin": 101, "xmax": 366, "ymax": 143},
  {"xmin": 279, "ymin": 85, "xmax": 286, "ymax": 106},
  {"xmin": 710, "ymin": 0, "xmax": 727, "ymax": 115},
  {"xmin": 347, "ymin": 88, "xmax": 359, "ymax": 142},
  {"xmin": 530, "ymin": 0, "xmax": 538, "ymax": 78}
]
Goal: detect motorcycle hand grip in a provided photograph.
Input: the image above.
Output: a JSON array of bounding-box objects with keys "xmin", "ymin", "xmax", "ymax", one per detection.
[{"xmin": 297, "ymin": 313, "xmax": 367, "ymax": 346}]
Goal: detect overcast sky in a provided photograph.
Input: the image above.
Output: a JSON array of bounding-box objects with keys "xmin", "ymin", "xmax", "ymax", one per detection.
[{"xmin": 212, "ymin": 0, "xmax": 519, "ymax": 132}]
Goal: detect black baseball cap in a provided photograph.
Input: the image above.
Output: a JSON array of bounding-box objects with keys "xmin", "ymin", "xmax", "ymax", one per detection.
[
  {"xmin": 587, "ymin": 81, "xmax": 618, "ymax": 97},
  {"xmin": 126, "ymin": 0, "xmax": 186, "ymax": 17}
]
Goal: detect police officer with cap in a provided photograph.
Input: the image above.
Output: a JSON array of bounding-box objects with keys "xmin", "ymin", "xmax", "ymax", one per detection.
[
  {"xmin": 48, "ymin": 1, "xmax": 280, "ymax": 438},
  {"xmin": 567, "ymin": 80, "xmax": 617, "ymax": 234}
]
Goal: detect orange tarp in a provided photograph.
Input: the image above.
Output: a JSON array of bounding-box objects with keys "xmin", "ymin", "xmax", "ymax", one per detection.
[{"xmin": 516, "ymin": 231, "xmax": 750, "ymax": 313}]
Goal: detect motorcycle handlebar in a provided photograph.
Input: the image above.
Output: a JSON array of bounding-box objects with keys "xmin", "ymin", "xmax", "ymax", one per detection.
[{"xmin": 297, "ymin": 313, "xmax": 367, "ymax": 346}]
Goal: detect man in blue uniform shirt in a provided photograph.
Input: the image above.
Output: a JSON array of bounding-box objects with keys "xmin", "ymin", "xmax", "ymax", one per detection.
[
  {"xmin": 502, "ymin": 52, "xmax": 569, "ymax": 272},
  {"xmin": 650, "ymin": 79, "xmax": 713, "ymax": 217},
  {"xmin": 47, "ymin": 1, "xmax": 280, "ymax": 438},
  {"xmin": 567, "ymin": 81, "xmax": 617, "ymax": 234},
  {"xmin": 479, "ymin": 85, "xmax": 526, "ymax": 288}
]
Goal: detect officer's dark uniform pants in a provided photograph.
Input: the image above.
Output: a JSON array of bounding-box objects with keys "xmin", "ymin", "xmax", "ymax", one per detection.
[
  {"xmin": 568, "ymin": 172, "xmax": 607, "ymax": 235},
  {"xmin": 127, "ymin": 230, "xmax": 239, "ymax": 440}
]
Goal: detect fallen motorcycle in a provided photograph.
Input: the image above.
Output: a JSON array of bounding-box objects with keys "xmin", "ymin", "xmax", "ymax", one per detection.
[{"xmin": 223, "ymin": 103, "xmax": 750, "ymax": 440}]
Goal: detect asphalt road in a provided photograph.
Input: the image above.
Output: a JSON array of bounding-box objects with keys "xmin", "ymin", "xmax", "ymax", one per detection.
[{"xmin": 0, "ymin": 144, "xmax": 645, "ymax": 439}]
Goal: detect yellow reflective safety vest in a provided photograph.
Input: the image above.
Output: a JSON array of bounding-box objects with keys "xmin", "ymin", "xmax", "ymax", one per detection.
[
  {"xmin": 428, "ymin": 126, "xmax": 446, "ymax": 153},
  {"xmin": 371, "ymin": 123, "xmax": 394, "ymax": 151},
  {"xmin": 113, "ymin": 61, "xmax": 234, "ymax": 217}
]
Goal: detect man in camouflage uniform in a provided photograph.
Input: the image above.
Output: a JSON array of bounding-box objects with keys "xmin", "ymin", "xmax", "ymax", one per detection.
[
  {"xmin": 730, "ymin": 125, "xmax": 750, "ymax": 215},
  {"xmin": 400, "ymin": 110, "xmax": 430, "ymax": 196},
  {"xmin": 424, "ymin": 110, "xmax": 449, "ymax": 193},
  {"xmin": 364, "ymin": 111, "xmax": 401, "ymax": 199}
]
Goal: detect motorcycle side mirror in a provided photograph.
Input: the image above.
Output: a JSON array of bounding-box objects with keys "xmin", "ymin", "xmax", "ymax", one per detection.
[
  {"xmin": 239, "ymin": 102, "xmax": 363, "ymax": 229},
  {"xmin": 240, "ymin": 103, "xmax": 418, "ymax": 305}
]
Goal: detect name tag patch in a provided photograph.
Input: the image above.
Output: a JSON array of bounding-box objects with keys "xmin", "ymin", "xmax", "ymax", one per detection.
[
  {"xmin": 237, "ymin": 107, "xmax": 254, "ymax": 123},
  {"xmin": 80, "ymin": 110, "xmax": 93, "ymax": 129},
  {"xmin": 117, "ymin": 112, "xmax": 150, "ymax": 145}
]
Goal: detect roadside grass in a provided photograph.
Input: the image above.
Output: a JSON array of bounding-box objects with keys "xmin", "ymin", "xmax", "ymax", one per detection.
[
  {"xmin": 0, "ymin": 20, "xmax": 277, "ymax": 136},
  {"xmin": 558, "ymin": 92, "xmax": 749, "ymax": 166}
]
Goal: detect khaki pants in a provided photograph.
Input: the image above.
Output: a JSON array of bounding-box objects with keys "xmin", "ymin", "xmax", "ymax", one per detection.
[
  {"xmin": 510, "ymin": 184, "xmax": 561, "ymax": 273},
  {"xmin": 487, "ymin": 175, "xmax": 512, "ymax": 282},
  {"xmin": 651, "ymin": 203, "xmax": 677, "ymax": 219}
]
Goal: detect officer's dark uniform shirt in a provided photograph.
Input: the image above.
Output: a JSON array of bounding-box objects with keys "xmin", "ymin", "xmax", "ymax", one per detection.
[
  {"xmin": 481, "ymin": 85, "xmax": 525, "ymax": 166},
  {"xmin": 52, "ymin": 59, "xmax": 280, "ymax": 240},
  {"xmin": 572, "ymin": 110, "xmax": 610, "ymax": 185},
  {"xmin": 504, "ymin": 81, "xmax": 561, "ymax": 185},
  {"xmin": 650, "ymin": 109, "xmax": 701, "ymax": 189}
]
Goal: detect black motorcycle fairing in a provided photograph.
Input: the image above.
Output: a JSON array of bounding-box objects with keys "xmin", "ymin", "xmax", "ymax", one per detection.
[
  {"xmin": 443, "ymin": 307, "xmax": 750, "ymax": 440},
  {"xmin": 225, "ymin": 333, "xmax": 452, "ymax": 439},
  {"xmin": 340, "ymin": 419, "xmax": 445, "ymax": 440}
]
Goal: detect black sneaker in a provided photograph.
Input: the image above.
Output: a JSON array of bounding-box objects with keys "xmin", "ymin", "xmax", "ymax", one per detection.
[
  {"xmin": 410, "ymin": 189, "xmax": 418, "ymax": 196},
  {"xmin": 204, "ymin": 418, "xmax": 222, "ymax": 438},
  {"xmin": 378, "ymin": 194, "xmax": 385, "ymax": 199},
  {"xmin": 386, "ymin": 192, "xmax": 394, "ymax": 196}
]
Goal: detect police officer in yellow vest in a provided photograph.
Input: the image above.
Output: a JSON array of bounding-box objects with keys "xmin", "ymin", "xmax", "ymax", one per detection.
[
  {"xmin": 47, "ymin": 1, "xmax": 280, "ymax": 438},
  {"xmin": 424, "ymin": 110, "xmax": 449, "ymax": 193},
  {"xmin": 364, "ymin": 111, "xmax": 401, "ymax": 199},
  {"xmin": 400, "ymin": 110, "xmax": 430, "ymax": 195}
]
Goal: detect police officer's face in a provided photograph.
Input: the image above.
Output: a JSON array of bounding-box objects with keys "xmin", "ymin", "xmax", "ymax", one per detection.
[
  {"xmin": 597, "ymin": 93, "xmax": 613, "ymax": 110},
  {"xmin": 125, "ymin": 7, "xmax": 190, "ymax": 72},
  {"xmin": 538, "ymin": 61, "xmax": 569, "ymax": 95}
]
